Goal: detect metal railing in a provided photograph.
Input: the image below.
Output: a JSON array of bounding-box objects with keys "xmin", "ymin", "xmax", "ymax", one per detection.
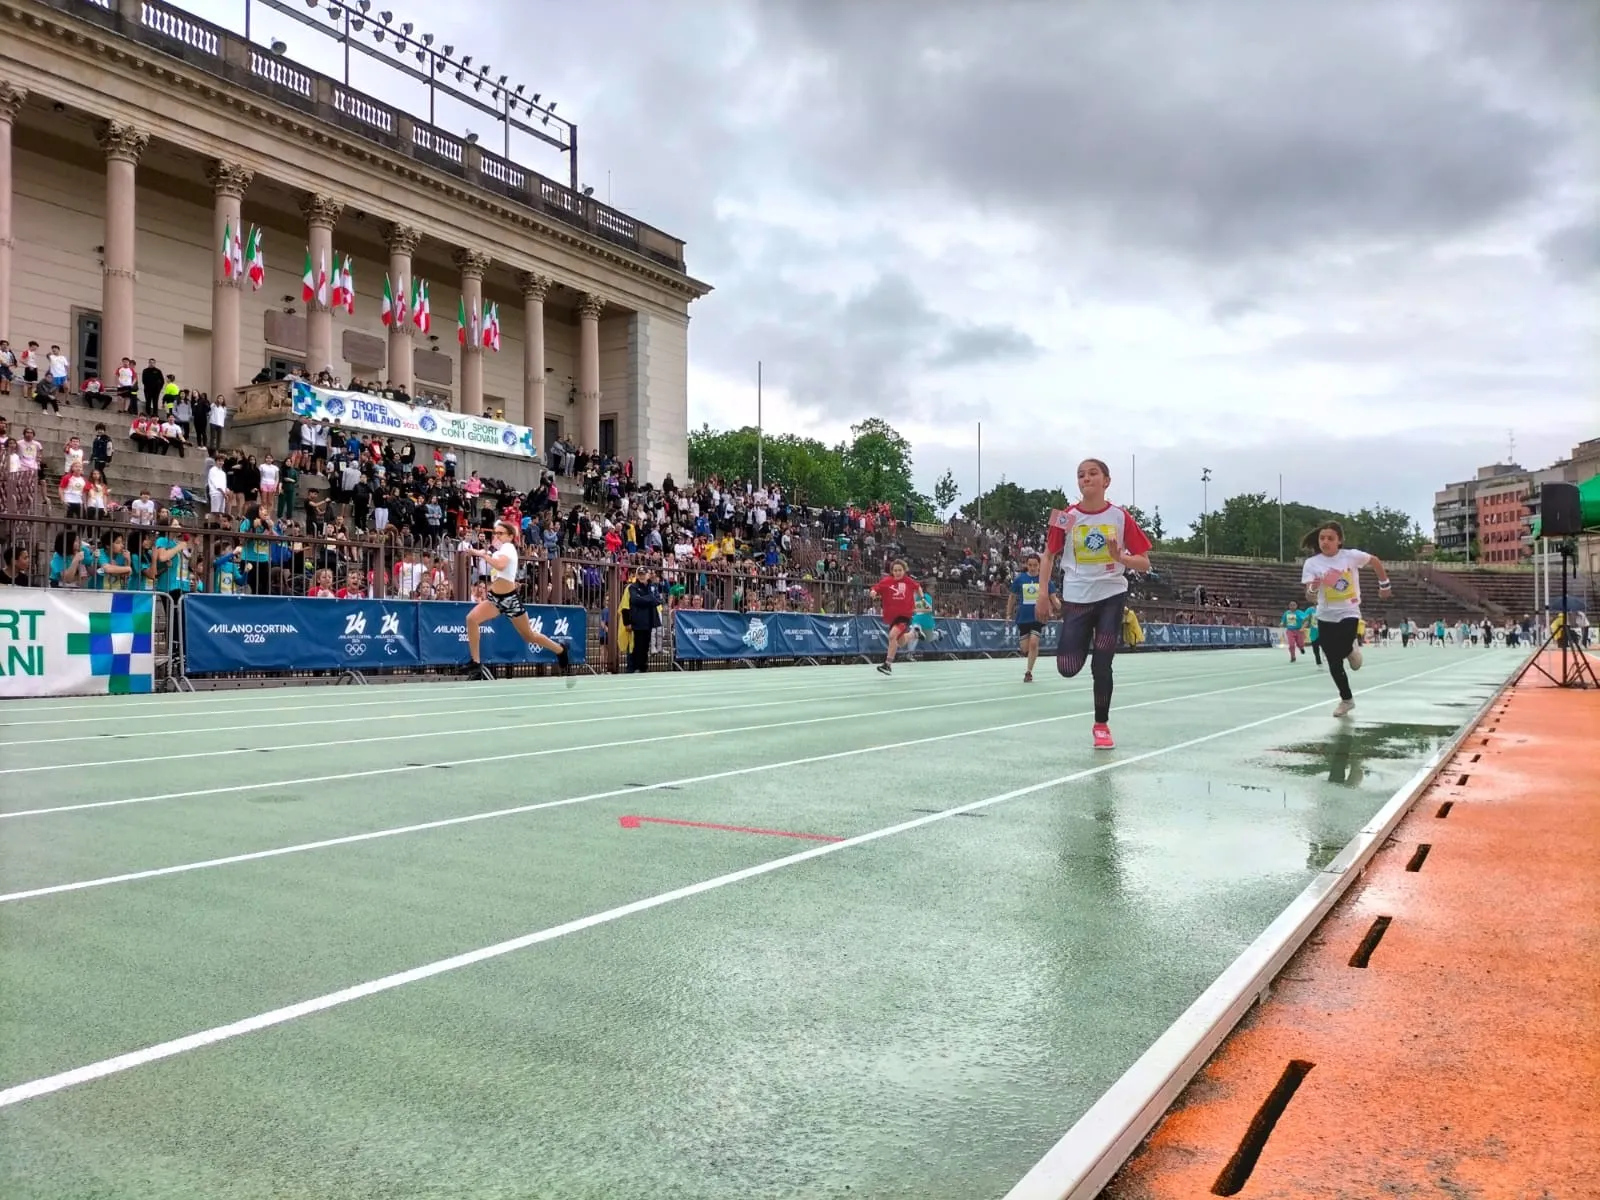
[{"xmin": 41, "ymin": 0, "xmax": 687, "ymax": 271}]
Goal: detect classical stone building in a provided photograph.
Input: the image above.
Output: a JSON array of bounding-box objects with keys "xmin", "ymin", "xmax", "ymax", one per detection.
[{"xmin": 0, "ymin": 0, "xmax": 709, "ymax": 483}]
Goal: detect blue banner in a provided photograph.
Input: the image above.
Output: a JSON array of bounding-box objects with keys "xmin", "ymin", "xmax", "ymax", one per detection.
[
  {"xmin": 416, "ymin": 601, "xmax": 586, "ymax": 666},
  {"xmin": 183, "ymin": 596, "xmax": 585, "ymax": 673},
  {"xmin": 673, "ymin": 611, "xmax": 1267, "ymax": 662}
]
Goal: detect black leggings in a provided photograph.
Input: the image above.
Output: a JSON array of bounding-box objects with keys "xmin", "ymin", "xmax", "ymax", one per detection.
[
  {"xmin": 1317, "ymin": 617, "xmax": 1361, "ymax": 701},
  {"xmin": 1057, "ymin": 592, "xmax": 1126, "ymax": 723}
]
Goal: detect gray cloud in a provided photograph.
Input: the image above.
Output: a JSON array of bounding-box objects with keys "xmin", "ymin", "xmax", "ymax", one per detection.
[
  {"xmin": 929, "ymin": 325, "xmax": 1041, "ymax": 369},
  {"xmin": 752, "ymin": 0, "xmax": 1582, "ymax": 264},
  {"xmin": 1542, "ymin": 219, "xmax": 1600, "ymax": 281}
]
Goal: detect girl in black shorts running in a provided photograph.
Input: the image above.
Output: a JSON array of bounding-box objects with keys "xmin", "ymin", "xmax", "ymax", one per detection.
[{"xmin": 462, "ymin": 521, "xmax": 572, "ymax": 682}]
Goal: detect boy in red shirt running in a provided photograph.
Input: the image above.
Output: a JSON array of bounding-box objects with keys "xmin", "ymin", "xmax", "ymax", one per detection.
[{"xmin": 868, "ymin": 559, "xmax": 922, "ymax": 675}]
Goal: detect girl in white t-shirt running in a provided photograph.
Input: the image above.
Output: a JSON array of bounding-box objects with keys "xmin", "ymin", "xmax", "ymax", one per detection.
[
  {"xmin": 1299, "ymin": 520, "xmax": 1392, "ymax": 718},
  {"xmin": 460, "ymin": 521, "xmax": 573, "ymax": 682},
  {"xmin": 1036, "ymin": 458, "xmax": 1152, "ymax": 749}
]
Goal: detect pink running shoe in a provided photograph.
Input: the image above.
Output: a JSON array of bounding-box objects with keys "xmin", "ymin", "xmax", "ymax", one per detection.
[{"xmin": 1092, "ymin": 723, "xmax": 1115, "ymax": 750}]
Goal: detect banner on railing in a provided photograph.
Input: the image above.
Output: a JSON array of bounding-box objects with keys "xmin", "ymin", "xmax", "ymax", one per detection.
[
  {"xmin": 0, "ymin": 587, "xmax": 157, "ymax": 697},
  {"xmin": 672, "ymin": 611, "xmax": 1267, "ymax": 662},
  {"xmin": 290, "ymin": 380, "xmax": 539, "ymax": 459},
  {"xmin": 415, "ymin": 601, "xmax": 584, "ymax": 667},
  {"xmin": 182, "ymin": 596, "xmax": 585, "ymax": 674}
]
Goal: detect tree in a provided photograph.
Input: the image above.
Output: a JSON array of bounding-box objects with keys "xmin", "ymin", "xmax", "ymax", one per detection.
[
  {"xmin": 934, "ymin": 469, "xmax": 960, "ymax": 518},
  {"xmin": 842, "ymin": 418, "xmax": 916, "ymax": 507},
  {"xmin": 958, "ymin": 481, "xmax": 1069, "ymax": 532}
]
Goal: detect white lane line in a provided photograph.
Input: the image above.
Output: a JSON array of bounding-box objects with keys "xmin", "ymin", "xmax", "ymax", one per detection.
[
  {"xmin": 0, "ymin": 665, "xmax": 1285, "ymax": 819},
  {"xmin": 0, "ymin": 670, "xmax": 960, "ymax": 746},
  {"xmin": 0, "ymin": 666, "xmax": 917, "ymax": 729},
  {"xmin": 0, "ymin": 672, "xmax": 1058, "ymax": 770},
  {"xmin": 0, "ymin": 658, "xmax": 1482, "ymax": 901},
  {"xmin": 0, "ymin": 650, "xmax": 1282, "ymax": 718},
  {"xmin": 0, "ymin": 658, "xmax": 1473, "ymax": 1109},
  {"xmin": 0, "ymin": 675, "xmax": 1296, "ymax": 901}
]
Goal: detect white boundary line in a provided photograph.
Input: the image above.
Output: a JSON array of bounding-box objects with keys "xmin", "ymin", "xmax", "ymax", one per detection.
[
  {"xmin": 0, "ymin": 663, "xmax": 1291, "ymax": 817},
  {"xmin": 0, "ymin": 672, "xmax": 1070, "ymax": 771},
  {"xmin": 0, "ymin": 668, "xmax": 936, "ymax": 729},
  {"xmin": 0, "ymin": 670, "xmax": 1334, "ymax": 901},
  {"xmin": 0, "ymin": 658, "xmax": 1484, "ymax": 1110},
  {"xmin": 1000, "ymin": 652, "xmax": 1525, "ymax": 1200}
]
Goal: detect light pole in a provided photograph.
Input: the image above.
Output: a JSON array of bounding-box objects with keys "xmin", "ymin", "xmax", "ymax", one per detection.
[{"xmin": 1201, "ymin": 467, "xmax": 1213, "ymax": 557}]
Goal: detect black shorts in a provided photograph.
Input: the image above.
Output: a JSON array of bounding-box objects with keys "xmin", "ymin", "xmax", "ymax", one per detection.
[
  {"xmin": 1017, "ymin": 621, "xmax": 1042, "ymax": 637},
  {"xmin": 490, "ymin": 588, "xmax": 525, "ymax": 619}
]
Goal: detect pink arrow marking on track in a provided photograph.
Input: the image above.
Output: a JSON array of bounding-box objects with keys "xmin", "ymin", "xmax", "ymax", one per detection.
[{"xmin": 617, "ymin": 815, "xmax": 842, "ymax": 843}]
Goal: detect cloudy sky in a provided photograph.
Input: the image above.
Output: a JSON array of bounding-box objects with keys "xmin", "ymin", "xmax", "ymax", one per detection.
[{"xmin": 204, "ymin": 0, "xmax": 1597, "ymax": 533}]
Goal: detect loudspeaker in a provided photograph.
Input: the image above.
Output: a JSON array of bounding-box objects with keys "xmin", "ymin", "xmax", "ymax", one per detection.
[{"xmin": 1541, "ymin": 482, "xmax": 1583, "ymax": 537}]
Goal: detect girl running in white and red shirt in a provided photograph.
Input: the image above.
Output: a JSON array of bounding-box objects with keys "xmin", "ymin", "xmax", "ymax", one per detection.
[
  {"xmin": 1036, "ymin": 458, "xmax": 1151, "ymax": 749},
  {"xmin": 1299, "ymin": 520, "xmax": 1392, "ymax": 718}
]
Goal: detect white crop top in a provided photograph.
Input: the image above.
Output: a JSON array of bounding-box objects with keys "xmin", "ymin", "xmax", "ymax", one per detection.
[{"xmin": 490, "ymin": 542, "xmax": 518, "ymax": 584}]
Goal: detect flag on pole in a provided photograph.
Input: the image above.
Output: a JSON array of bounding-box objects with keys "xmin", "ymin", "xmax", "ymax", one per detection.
[
  {"xmin": 244, "ymin": 226, "xmax": 264, "ymax": 289},
  {"xmin": 301, "ymin": 247, "xmax": 315, "ymax": 303},
  {"xmin": 231, "ymin": 224, "xmax": 244, "ymax": 281},
  {"xmin": 221, "ymin": 220, "xmax": 236, "ymax": 279},
  {"xmin": 392, "ymin": 272, "xmax": 406, "ymax": 328},
  {"xmin": 482, "ymin": 301, "xmax": 501, "ymax": 352},
  {"xmin": 317, "ymin": 250, "xmax": 330, "ymax": 309},
  {"xmin": 381, "ymin": 274, "xmax": 394, "ymax": 327},
  {"xmin": 340, "ymin": 256, "xmax": 355, "ymax": 315},
  {"xmin": 457, "ymin": 294, "xmax": 468, "ymax": 345},
  {"xmin": 411, "ymin": 278, "xmax": 430, "ymax": 334},
  {"xmin": 329, "ymin": 255, "xmax": 345, "ymax": 311}
]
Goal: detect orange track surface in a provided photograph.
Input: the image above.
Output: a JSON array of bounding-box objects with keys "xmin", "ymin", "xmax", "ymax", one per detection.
[{"xmin": 1106, "ymin": 673, "xmax": 1600, "ymax": 1200}]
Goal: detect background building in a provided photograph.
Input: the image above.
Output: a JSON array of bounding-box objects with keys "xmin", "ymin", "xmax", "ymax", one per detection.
[
  {"xmin": 1433, "ymin": 438, "xmax": 1600, "ymax": 566},
  {"xmin": 0, "ymin": 0, "xmax": 709, "ymax": 483}
]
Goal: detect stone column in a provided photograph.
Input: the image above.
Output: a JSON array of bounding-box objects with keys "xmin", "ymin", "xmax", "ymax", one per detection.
[
  {"xmin": 453, "ymin": 248, "xmax": 489, "ymax": 415},
  {"xmin": 577, "ymin": 292, "xmax": 605, "ymax": 452},
  {"xmin": 383, "ymin": 223, "xmax": 420, "ymax": 392},
  {"xmin": 519, "ymin": 272, "xmax": 552, "ymax": 438},
  {"xmin": 207, "ymin": 161, "xmax": 252, "ymax": 400},
  {"xmin": 97, "ymin": 121, "xmax": 148, "ymax": 369},
  {"xmin": 0, "ymin": 83, "xmax": 25, "ymax": 343},
  {"xmin": 299, "ymin": 193, "xmax": 343, "ymax": 376}
]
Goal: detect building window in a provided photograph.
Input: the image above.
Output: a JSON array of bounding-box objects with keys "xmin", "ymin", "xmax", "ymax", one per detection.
[
  {"xmin": 599, "ymin": 415, "xmax": 616, "ymax": 459},
  {"xmin": 266, "ymin": 356, "xmax": 304, "ymax": 380},
  {"xmin": 74, "ymin": 310, "xmax": 102, "ymax": 389}
]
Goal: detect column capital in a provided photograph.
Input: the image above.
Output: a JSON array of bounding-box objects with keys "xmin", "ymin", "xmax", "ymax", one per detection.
[
  {"xmin": 384, "ymin": 223, "xmax": 423, "ymax": 256},
  {"xmin": 206, "ymin": 160, "xmax": 253, "ymax": 199},
  {"xmin": 299, "ymin": 192, "xmax": 344, "ymax": 228},
  {"xmin": 578, "ymin": 293, "xmax": 606, "ymax": 322},
  {"xmin": 519, "ymin": 272, "xmax": 555, "ymax": 302},
  {"xmin": 453, "ymin": 248, "xmax": 492, "ymax": 278},
  {"xmin": 0, "ymin": 81, "xmax": 26, "ymax": 122},
  {"xmin": 97, "ymin": 121, "xmax": 148, "ymax": 164}
]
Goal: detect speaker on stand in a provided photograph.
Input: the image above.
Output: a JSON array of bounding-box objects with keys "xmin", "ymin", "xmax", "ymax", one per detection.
[{"xmin": 1511, "ymin": 482, "xmax": 1597, "ymax": 689}]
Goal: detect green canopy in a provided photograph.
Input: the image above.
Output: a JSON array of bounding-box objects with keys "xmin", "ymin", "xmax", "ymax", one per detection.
[{"xmin": 1530, "ymin": 472, "xmax": 1600, "ymax": 537}]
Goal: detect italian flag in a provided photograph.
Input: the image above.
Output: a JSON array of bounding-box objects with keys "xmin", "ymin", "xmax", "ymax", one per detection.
[
  {"xmin": 412, "ymin": 278, "xmax": 430, "ymax": 334},
  {"xmin": 482, "ymin": 301, "xmax": 501, "ymax": 352},
  {"xmin": 221, "ymin": 220, "xmax": 242, "ymax": 280},
  {"xmin": 340, "ymin": 256, "xmax": 355, "ymax": 315},
  {"xmin": 244, "ymin": 226, "xmax": 264, "ymax": 290},
  {"xmin": 381, "ymin": 273, "xmax": 395, "ymax": 327},
  {"xmin": 457, "ymin": 294, "xmax": 468, "ymax": 345},
  {"xmin": 301, "ymin": 248, "xmax": 315, "ymax": 303}
]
